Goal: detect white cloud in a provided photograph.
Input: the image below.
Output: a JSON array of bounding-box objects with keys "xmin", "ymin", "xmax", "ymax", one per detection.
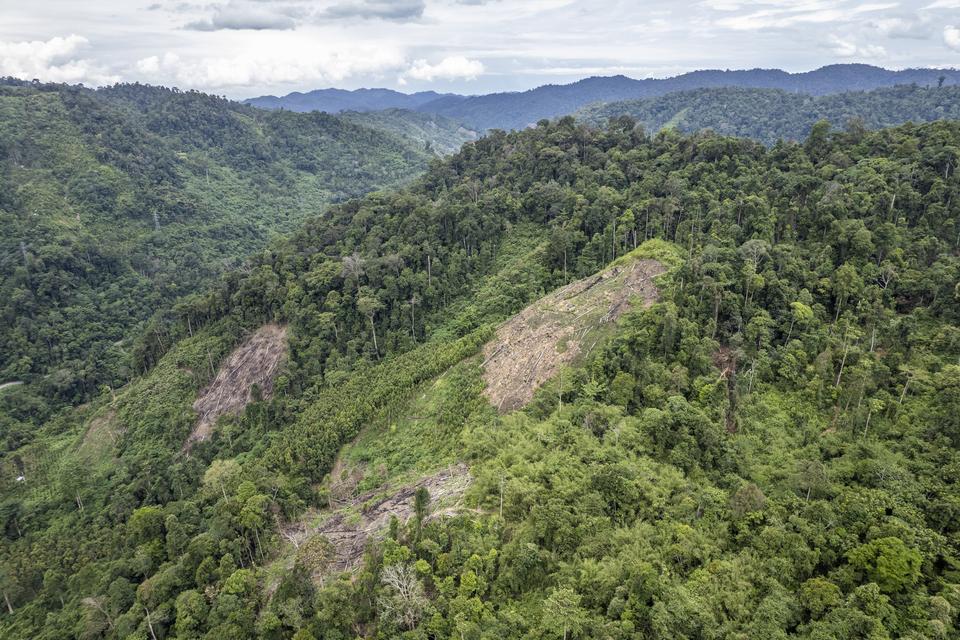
[
  {"xmin": 134, "ymin": 45, "xmax": 407, "ymax": 88},
  {"xmin": 0, "ymin": 35, "xmax": 119, "ymax": 86},
  {"xmin": 718, "ymin": 2, "xmax": 899, "ymax": 31},
  {"xmin": 870, "ymin": 16, "xmax": 933, "ymax": 39},
  {"xmin": 945, "ymin": 25, "xmax": 960, "ymax": 50},
  {"xmin": 828, "ymin": 34, "xmax": 887, "ymax": 58},
  {"xmin": 401, "ymin": 56, "xmax": 485, "ymax": 82}
]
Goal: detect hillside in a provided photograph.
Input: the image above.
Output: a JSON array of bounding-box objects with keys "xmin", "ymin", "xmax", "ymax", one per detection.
[
  {"xmin": 245, "ymin": 87, "xmax": 460, "ymax": 114},
  {"xmin": 0, "ymin": 80, "xmax": 433, "ymax": 411},
  {"xmin": 250, "ymin": 65, "xmax": 960, "ymax": 131},
  {"xmin": 339, "ymin": 109, "xmax": 478, "ymax": 155},
  {"xmin": 579, "ymin": 84, "xmax": 960, "ymax": 145},
  {"xmin": 2, "ymin": 117, "xmax": 959, "ymax": 639}
]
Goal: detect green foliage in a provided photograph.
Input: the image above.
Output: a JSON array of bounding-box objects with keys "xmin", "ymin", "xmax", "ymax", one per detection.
[
  {"xmin": 848, "ymin": 537, "xmax": 923, "ymax": 594},
  {"xmin": 0, "ymin": 79, "xmax": 435, "ymax": 413},
  {"xmin": 4, "ymin": 109, "xmax": 960, "ymax": 640},
  {"xmin": 580, "ymin": 84, "xmax": 960, "ymax": 146}
]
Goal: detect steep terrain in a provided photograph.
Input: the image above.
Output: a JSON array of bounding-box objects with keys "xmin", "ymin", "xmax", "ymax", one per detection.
[
  {"xmin": 2, "ymin": 118, "xmax": 960, "ymax": 639},
  {"xmin": 482, "ymin": 254, "xmax": 665, "ymax": 411},
  {"xmin": 579, "ymin": 84, "xmax": 960, "ymax": 145},
  {"xmin": 339, "ymin": 109, "xmax": 478, "ymax": 155},
  {"xmin": 0, "ymin": 80, "xmax": 433, "ymax": 412},
  {"xmin": 188, "ymin": 324, "xmax": 288, "ymax": 449},
  {"xmin": 253, "ymin": 64, "xmax": 960, "ymax": 131}
]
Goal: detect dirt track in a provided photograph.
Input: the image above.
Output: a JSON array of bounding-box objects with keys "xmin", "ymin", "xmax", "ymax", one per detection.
[{"xmin": 482, "ymin": 258, "xmax": 664, "ymax": 412}]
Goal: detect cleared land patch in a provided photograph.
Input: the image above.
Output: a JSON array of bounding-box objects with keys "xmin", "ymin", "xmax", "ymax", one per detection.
[
  {"xmin": 186, "ymin": 323, "xmax": 287, "ymax": 448},
  {"xmin": 284, "ymin": 464, "xmax": 471, "ymax": 580},
  {"xmin": 482, "ymin": 257, "xmax": 664, "ymax": 412}
]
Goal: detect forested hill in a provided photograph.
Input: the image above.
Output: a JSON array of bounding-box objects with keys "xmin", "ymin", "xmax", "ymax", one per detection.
[
  {"xmin": 245, "ymin": 87, "xmax": 457, "ymax": 113},
  {"xmin": 248, "ymin": 64, "xmax": 960, "ymax": 131},
  {"xmin": 3, "ymin": 115, "xmax": 959, "ymax": 639},
  {"xmin": 339, "ymin": 109, "xmax": 479, "ymax": 155},
  {"xmin": 0, "ymin": 79, "xmax": 434, "ymax": 409},
  {"xmin": 578, "ymin": 84, "xmax": 960, "ymax": 146}
]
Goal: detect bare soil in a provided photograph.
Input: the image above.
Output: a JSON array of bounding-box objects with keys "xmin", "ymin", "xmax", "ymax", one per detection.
[
  {"xmin": 482, "ymin": 258, "xmax": 664, "ymax": 412},
  {"xmin": 186, "ymin": 324, "xmax": 287, "ymax": 449},
  {"xmin": 284, "ymin": 463, "xmax": 471, "ymax": 577}
]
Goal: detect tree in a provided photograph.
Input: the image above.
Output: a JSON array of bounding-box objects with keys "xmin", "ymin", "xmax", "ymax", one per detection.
[
  {"xmin": 357, "ymin": 294, "xmax": 384, "ymax": 360},
  {"xmin": 542, "ymin": 587, "xmax": 586, "ymax": 640},
  {"xmin": 848, "ymin": 537, "xmax": 922, "ymax": 594},
  {"xmin": 378, "ymin": 564, "xmax": 428, "ymax": 631}
]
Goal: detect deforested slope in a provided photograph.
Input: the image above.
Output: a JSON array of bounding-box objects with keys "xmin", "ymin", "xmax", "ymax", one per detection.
[
  {"xmin": 0, "ymin": 79, "xmax": 431, "ymax": 413},
  {"xmin": 2, "ymin": 118, "xmax": 960, "ymax": 639}
]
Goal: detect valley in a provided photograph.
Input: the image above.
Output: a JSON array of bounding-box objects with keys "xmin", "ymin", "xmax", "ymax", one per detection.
[{"xmin": 2, "ymin": 104, "xmax": 958, "ymax": 638}]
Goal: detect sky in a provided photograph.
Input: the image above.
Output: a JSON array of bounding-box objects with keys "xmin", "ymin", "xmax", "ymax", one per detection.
[{"xmin": 1, "ymin": 0, "xmax": 958, "ymax": 99}]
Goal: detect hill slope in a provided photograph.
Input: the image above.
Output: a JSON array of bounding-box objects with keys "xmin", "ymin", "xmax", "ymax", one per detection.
[
  {"xmin": 244, "ymin": 87, "xmax": 461, "ymax": 113},
  {"xmin": 2, "ymin": 118, "xmax": 959, "ymax": 639},
  {"xmin": 253, "ymin": 64, "xmax": 960, "ymax": 131},
  {"xmin": 579, "ymin": 84, "xmax": 960, "ymax": 145},
  {"xmin": 339, "ymin": 109, "xmax": 478, "ymax": 155},
  {"xmin": 0, "ymin": 80, "xmax": 433, "ymax": 408},
  {"xmin": 430, "ymin": 65, "xmax": 960, "ymax": 130}
]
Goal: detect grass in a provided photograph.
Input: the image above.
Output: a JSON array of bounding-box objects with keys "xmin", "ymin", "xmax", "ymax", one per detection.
[{"xmin": 340, "ymin": 358, "xmax": 487, "ymax": 490}]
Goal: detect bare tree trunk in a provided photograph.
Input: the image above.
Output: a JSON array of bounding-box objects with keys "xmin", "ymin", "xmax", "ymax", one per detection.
[
  {"xmin": 836, "ymin": 335, "xmax": 850, "ymax": 388},
  {"xmin": 4, "ymin": 591, "xmax": 13, "ymax": 614},
  {"xmin": 369, "ymin": 316, "xmax": 380, "ymax": 361},
  {"xmin": 144, "ymin": 607, "xmax": 158, "ymax": 640}
]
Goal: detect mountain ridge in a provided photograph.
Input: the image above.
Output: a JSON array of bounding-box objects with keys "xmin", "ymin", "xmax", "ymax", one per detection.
[{"xmin": 245, "ymin": 63, "xmax": 960, "ymax": 130}]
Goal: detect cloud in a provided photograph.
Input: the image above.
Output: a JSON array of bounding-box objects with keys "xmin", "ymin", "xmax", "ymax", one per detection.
[
  {"xmin": 134, "ymin": 44, "xmax": 406, "ymax": 88},
  {"xmin": 828, "ymin": 34, "xmax": 886, "ymax": 58},
  {"xmin": 0, "ymin": 35, "xmax": 119, "ymax": 86},
  {"xmin": 400, "ymin": 56, "xmax": 485, "ymax": 83},
  {"xmin": 718, "ymin": 2, "xmax": 899, "ymax": 31},
  {"xmin": 945, "ymin": 25, "xmax": 960, "ymax": 50},
  {"xmin": 321, "ymin": 0, "xmax": 425, "ymax": 21},
  {"xmin": 870, "ymin": 16, "xmax": 933, "ymax": 39},
  {"xmin": 185, "ymin": 1, "xmax": 302, "ymax": 31}
]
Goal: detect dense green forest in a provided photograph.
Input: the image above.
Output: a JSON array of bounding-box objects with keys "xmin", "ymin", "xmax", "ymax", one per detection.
[
  {"xmin": 339, "ymin": 110, "xmax": 478, "ymax": 156},
  {"xmin": 248, "ymin": 64, "xmax": 960, "ymax": 131},
  {"xmin": 0, "ymin": 79, "xmax": 440, "ymax": 411},
  {"xmin": 2, "ymin": 113, "xmax": 959, "ymax": 639},
  {"xmin": 579, "ymin": 84, "xmax": 960, "ymax": 146}
]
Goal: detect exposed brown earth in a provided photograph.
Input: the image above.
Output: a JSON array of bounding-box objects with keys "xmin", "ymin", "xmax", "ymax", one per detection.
[
  {"xmin": 186, "ymin": 323, "xmax": 288, "ymax": 449},
  {"xmin": 284, "ymin": 463, "xmax": 471, "ymax": 579},
  {"xmin": 482, "ymin": 258, "xmax": 664, "ymax": 412}
]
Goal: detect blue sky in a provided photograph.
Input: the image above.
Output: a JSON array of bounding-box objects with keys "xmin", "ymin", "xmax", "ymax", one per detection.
[{"xmin": 1, "ymin": 0, "xmax": 958, "ymax": 98}]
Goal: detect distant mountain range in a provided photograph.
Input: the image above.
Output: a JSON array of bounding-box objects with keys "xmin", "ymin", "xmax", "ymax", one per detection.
[
  {"xmin": 245, "ymin": 64, "xmax": 960, "ymax": 131},
  {"xmin": 245, "ymin": 87, "xmax": 458, "ymax": 113},
  {"xmin": 578, "ymin": 84, "xmax": 960, "ymax": 146}
]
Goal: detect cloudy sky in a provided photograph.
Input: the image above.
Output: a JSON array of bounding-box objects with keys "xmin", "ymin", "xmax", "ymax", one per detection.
[{"xmin": 1, "ymin": 0, "xmax": 958, "ymax": 98}]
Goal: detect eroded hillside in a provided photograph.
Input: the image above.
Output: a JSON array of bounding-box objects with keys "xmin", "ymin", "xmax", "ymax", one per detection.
[{"xmin": 482, "ymin": 256, "xmax": 665, "ymax": 411}]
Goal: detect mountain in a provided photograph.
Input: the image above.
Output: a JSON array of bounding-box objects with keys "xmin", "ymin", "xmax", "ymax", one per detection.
[
  {"xmin": 339, "ymin": 108, "xmax": 479, "ymax": 155},
  {"xmin": 252, "ymin": 64, "xmax": 960, "ymax": 132},
  {"xmin": 0, "ymin": 79, "xmax": 437, "ymax": 409},
  {"xmin": 423, "ymin": 64, "xmax": 960, "ymax": 130},
  {"xmin": 244, "ymin": 87, "xmax": 463, "ymax": 113},
  {"xmin": 578, "ymin": 84, "xmax": 960, "ymax": 146},
  {"xmin": 3, "ymin": 116, "xmax": 959, "ymax": 639}
]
